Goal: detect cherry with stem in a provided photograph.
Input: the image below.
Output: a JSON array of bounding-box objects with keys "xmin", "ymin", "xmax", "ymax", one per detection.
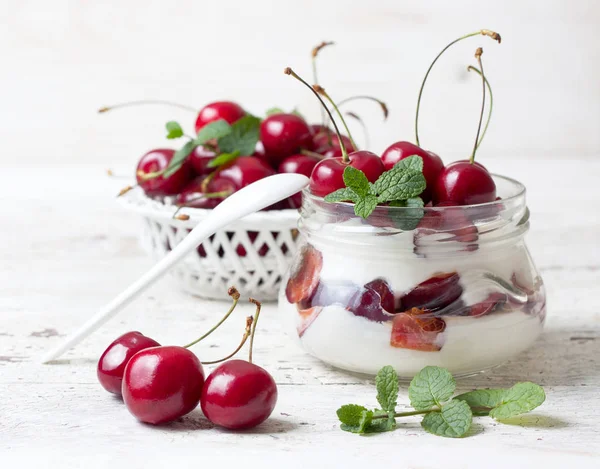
[{"xmin": 415, "ymin": 29, "xmax": 501, "ymax": 147}]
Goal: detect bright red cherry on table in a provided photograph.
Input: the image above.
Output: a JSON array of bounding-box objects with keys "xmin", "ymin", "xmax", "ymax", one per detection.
[
  {"xmin": 381, "ymin": 141, "xmax": 444, "ymax": 203},
  {"xmin": 122, "ymin": 345, "xmax": 205, "ymax": 425},
  {"xmin": 136, "ymin": 149, "xmax": 194, "ymax": 197},
  {"xmin": 97, "ymin": 331, "xmax": 160, "ymax": 396},
  {"xmin": 278, "ymin": 154, "xmax": 320, "ymax": 208},
  {"xmin": 201, "ymin": 359, "xmax": 277, "ymax": 430},
  {"xmin": 309, "ymin": 151, "xmax": 385, "ymax": 197},
  {"xmin": 194, "ymin": 101, "xmax": 245, "ymax": 133},
  {"xmin": 259, "ymin": 113, "xmax": 313, "ymax": 163},
  {"xmin": 433, "ymin": 161, "xmax": 496, "ymax": 205}
]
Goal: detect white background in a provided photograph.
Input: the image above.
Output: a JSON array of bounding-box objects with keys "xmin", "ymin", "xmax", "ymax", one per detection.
[{"xmin": 1, "ymin": 0, "xmax": 598, "ymax": 169}]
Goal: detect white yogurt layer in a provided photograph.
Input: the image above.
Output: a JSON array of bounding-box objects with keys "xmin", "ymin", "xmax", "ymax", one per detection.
[{"xmin": 280, "ymin": 301, "xmax": 542, "ymax": 377}]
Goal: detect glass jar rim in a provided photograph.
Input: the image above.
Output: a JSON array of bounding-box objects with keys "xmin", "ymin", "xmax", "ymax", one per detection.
[{"xmin": 302, "ymin": 173, "xmax": 525, "ymax": 214}]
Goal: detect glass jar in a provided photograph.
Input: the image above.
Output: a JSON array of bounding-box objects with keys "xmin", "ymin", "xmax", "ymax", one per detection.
[{"xmin": 278, "ymin": 175, "xmax": 545, "ymax": 377}]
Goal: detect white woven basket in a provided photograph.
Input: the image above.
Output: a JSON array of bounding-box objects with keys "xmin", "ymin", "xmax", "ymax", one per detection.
[{"xmin": 118, "ymin": 190, "xmax": 301, "ymax": 301}]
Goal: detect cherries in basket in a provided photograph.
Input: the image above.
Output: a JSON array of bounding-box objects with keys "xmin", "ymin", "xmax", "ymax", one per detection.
[
  {"xmin": 102, "ymin": 41, "xmax": 387, "ymax": 212},
  {"xmin": 97, "ymin": 287, "xmax": 277, "ymax": 429}
]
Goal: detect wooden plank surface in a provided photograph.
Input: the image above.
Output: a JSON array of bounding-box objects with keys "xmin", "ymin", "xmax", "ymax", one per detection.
[{"xmin": 0, "ymin": 161, "xmax": 599, "ymax": 467}]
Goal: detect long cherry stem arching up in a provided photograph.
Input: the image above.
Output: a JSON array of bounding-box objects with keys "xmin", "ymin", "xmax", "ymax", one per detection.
[
  {"xmin": 467, "ymin": 65, "xmax": 493, "ymax": 150},
  {"xmin": 314, "ymin": 85, "xmax": 358, "ymax": 150},
  {"xmin": 470, "ymin": 48, "xmax": 486, "ymax": 164},
  {"xmin": 336, "ymin": 95, "xmax": 389, "ymax": 120},
  {"xmin": 311, "ymin": 41, "xmax": 335, "ymax": 129},
  {"xmin": 345, "ymin": 111, "xmax": 371, "ymax": 149},
  {"xmin": 183, "ymin": 287, "xmax": 241, "ymax": 349},
  {"xmin": 284, "ymin": 67, "xmax": 349, "ymax": 163},
  {"xmin": 98, "ymin": 100, "xmax": 197, "ymax": 114},
  {"xmin": 202, "ymin": 316, "xmax": 253, "ymax": 365},
  {"xmin": 414, "ymin": 29, "xmax": 501, "ymax": 147},
  {"xmin": 247, "ymin": 298, "xmax": 262, "ymax": 364}
]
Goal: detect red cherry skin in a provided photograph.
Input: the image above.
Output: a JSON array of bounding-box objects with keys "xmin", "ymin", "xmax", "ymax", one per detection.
[
  {"xmin": 189, "ymin": 145, "xmax": 217, "ymax": 176},
  {"xmin": 260, "ymin": 113, "xmax": 313, "ymax": 163},
  {"xmin": 122, "ymin": 346, "xmax": 205, "ymax": 425},
  {"xmin": 194, "ymin": 101, "xmax": 245, "ymax": 133},
  {"xmin": 175, "ymin": 176, "xmax": 236, "ymax": 209},
  {"xmin": 381, "ymin": 141, "xmax": 444, "ymax": 203},
  {"xmin": 433, "ymin": 161, "xmax": 496, "ymax": 205},
  {"xmin": 278, "ymin": 154, "xmax": 319, "ymax": 208},
  {"xmin": 136, "ymin": 149, "xmax": 194, "ymax": 197},
  {"xmin": 97, "ymin": 331, "xmax": 160, "ymax": 396},
  {"xmin": 217, "ymin": 156, "xmax": 275, "ymax": 190},
  {"xmin": 309, "ymin": 151, "xmax": 385, "ymax": 197},
  {"xmin": 201, "ymin": 359, "xmax": 277, "ymax": 430}
]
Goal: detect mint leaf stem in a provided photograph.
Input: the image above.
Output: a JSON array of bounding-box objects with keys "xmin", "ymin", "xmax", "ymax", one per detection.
[{"xmin": 371, "ymin": 409, "xmax": 432, "ymax": 419}]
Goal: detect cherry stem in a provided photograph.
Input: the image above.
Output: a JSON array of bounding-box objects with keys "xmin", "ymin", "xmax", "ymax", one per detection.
[
  {"xmin": 336, "ymin": 95, "xmax": 389, "ymax": 120},
  {"xmin": 202, "ymin": 316, "xmax": 253, "ymax": 365},
  {"xmin": 284, "ymin": 67, "xmax": 349, "ymax": 163},
  {"xmin": 247, "ymin": 298, "xmax": 262, "ymax": 364},
  {"xmin": 371, "ymin": 409, "xmax": 432, "ymax": 419},
  {"xmin": 182, "ymin": 287, "xmax": 241, "ymax": 349},
  {"xmin": 98, "ymin": 100, "xmax": 197, "ymax": 114},
  {"xmin": 414, "ymin": 29, "xmax": 501, "ymax": 146},
  {"xmin": 311, "ymin": 41, "xmax": 335, "ymax": 129},
  {"xmin": 344, "ymin": 111, "xmax": 370, "ymax": 150},
  {"xmin": 315, "ymin": 86, "xmax": 358, "ymax": 150},
  {"xmin": 470, "ymin": 48, "xmax": 486, "ymax": 164},
  {"xmin": 467, "ymin": 65, "xmax": 493, "ymax": 150},
  {"xmin": 117, "ymin": 185, "xmax": 136, "ymax": 197},
  {"xmin": 300, "ymin": 149, "xmax": 326, "ymax": 159}
]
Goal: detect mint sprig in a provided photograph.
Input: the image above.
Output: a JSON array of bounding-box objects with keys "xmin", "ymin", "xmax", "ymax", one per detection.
[
  {"xmin": 323, "ymin": 155, "xmax": 427, "ymax": 220},
  {"xmin": 336, "ymin": 365, "xmax": 546, "ymax": 438}
]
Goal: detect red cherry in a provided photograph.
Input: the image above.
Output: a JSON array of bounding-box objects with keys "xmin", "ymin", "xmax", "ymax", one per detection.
[
  {"xmin": 194, "ymin": 101, "xmax": 245, "ymax": 133},
  {"xmin": 285, "ymin": 244, "xmax": 323, "ymax": 305},
  {"xmin": 188, "ymin": 145, "xmax": 217, "ymax": 176},
  {"xmin": 434, "ymin": 161, "xmax": 496, "ymax": 205},
  {"xmin": 309, "ymin": 151, "xmax": 384, "ymax": 197},
  {"xmin": 217, "ymin": 156, "xmax": 275, "ymax": 190},
  {"xmin": 260, "ymin": 113, "xmax": 313, "ymax": 163},
  {"xmin": 97, "ymin": 331, "xmax": 160, "ymax": 396},
  {"xmin": 136, "ymin": 149, "xmax": 194, "ymax": 197},
  {"xmin": 200, "ymin": 359, "xmax": 277, "ymax": 430},
  {"xmin": 381, "ymin": 141, "xmax": 444, "ymax": 203},
  {"xmin": 347, "ymin": 278, "xmax": 395, "ymax": 322},
  {"xmin": 391, "ymin": 309, "xmax": 446, "ymax": 351},
  {"xmin": 122, "ymin": 346, "xmax": 205, "ymax": 425},
  {"xmin": 399, "ymin": 272, "xmax": 463, "ymax": 312},
  {"xmin": 175, "ymin": 176, "xmax": 236, "ymax": 209},
  {"xmin": 278, "ymin": 154, "xmax": 319, "ymax": 208}
]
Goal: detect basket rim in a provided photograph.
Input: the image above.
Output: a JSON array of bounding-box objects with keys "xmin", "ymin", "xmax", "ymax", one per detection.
[{"xmin": 118, "ymin": 187, "xmax": 300, "ymax": 223}]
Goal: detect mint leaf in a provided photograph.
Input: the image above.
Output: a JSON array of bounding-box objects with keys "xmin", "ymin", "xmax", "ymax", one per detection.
[
  {"xmin": 340, "ymin": 409, "xmax": 374, "ymax": 434},
  {"xmin": 165, "ymin": 121, "xmax": 184, "ymax": 139},
  {"xmin": 374, "ymin": 168, "xmax": 426, "ymax": 203},
  {"xmin": 163, "ymin": 140, "xmax": 198, "ymax": 177},
  {"xmin": 337, "ymin": 404, "xmax": 368, "ymax": 427},
  {"xmin": 266, "ymin": 107, "xmax": 284, "ymax": 116},
  {"xmin": 454, "ymin": 388, "xmax": 507, "ymax": 416},
  {"xmin": 217, "ymin": 115, "xmax": 260, "ymax": 156},
  {"xmin": 421, "ymin": 399, "xmax": 472, "ymax": 438},
  {"xmin": 324, "ymin": 188, "xmax": 358, "ymax": 203},
  {"xmin": 207, "ymin": 150, "xmax": 240, "ymax": 169},
  {"xmin": 388, "ymin": 196, "xmax": 425, "ymax": 231},
  {"xmin": 354, "ymin": 194, "xmax": 378, "ymax": 219},
  {"xmin": 343, "ymin": 166, "xmax": 370, "ymax": 198},
  {"xmin": 409, "ymin": 366, "xmax": 455, "ymax": 411},
  {"xmin": 488, "ymin": 383, "xmax": 546, "ymax": 420},
  {"xmin": 196, "ymin": 119, "xmax": 232, "ymax": 145},
  {"xmin": 367, "ymin": 410, "xmax": 396, "ymax": 433},
  {"xmin": 375, "ymin": 365, "xmax": 398, "ymax": 412},
  {"xmin": 393, "ymin": 155, "xmax": 424, "ymax": 172}
]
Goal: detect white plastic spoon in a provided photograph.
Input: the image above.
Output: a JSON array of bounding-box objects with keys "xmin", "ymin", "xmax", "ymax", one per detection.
[{"xmin": 41, "ymin": 173, "xmax": 309, "ymax": 363}]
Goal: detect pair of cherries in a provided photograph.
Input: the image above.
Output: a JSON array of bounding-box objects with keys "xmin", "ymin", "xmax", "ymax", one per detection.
[{"xmin": 97, "ymin": 291, "xmax": 277, "ymax": 429}]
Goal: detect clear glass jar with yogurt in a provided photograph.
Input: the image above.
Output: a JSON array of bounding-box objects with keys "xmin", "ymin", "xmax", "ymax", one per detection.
[{"xmin": 278, "ymin": 175, "xmax": 545, "ymax": 377}]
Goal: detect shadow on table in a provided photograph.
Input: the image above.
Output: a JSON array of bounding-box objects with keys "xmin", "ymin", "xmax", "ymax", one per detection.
[
  {"xmin": 160, "ymin": 409, "xmax": 299, "ymax": 434},
  {"xmin": 499, "ymin": 414, "xmax": 569, "ymax": 429}
]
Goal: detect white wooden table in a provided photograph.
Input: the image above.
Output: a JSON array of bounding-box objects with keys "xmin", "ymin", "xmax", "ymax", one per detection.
[{"xmin": 1, "ymin": 160, "xmax": 599, "ymax": 468}]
